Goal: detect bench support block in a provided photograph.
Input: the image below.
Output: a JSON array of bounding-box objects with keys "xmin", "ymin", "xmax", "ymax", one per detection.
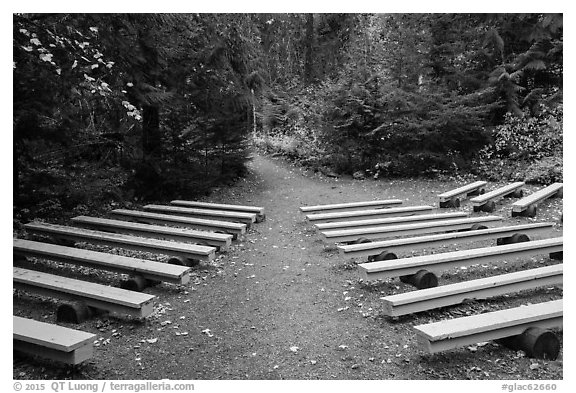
[
  {"xmin": 368, "ymin": 250, "xmax": 398, "ymax": 262},
  {"xmin": 512, "ymin": 205, "xmax": 537, "ymax": 218},
  {"xmin": 496, "ymin": 327, "xmax": 560, "ymax": 360},
  {"xmin": 550, "ymin": 251, "xmax": 563, "ymax": 260},
  {"xmin": 496, "ymin": 233, "xmax": 530, "ymax": 246},
  {"xmin": 56, "ymin": 302, "xmax": 95, "ymax": 324},
  {"xmin": 439, "ymin": 197, "xmax": 460, "ymax": 209},
  {"xmin": 168, "ymin": 256, "xmax": 200, "ymax": 267},
  {"xmin": 120, "ymin": 276, "xmax": 151, "ymax": 292},
  {"xmin": 399, "ymin": 269, "xmax": 438, "ymax": 289}
]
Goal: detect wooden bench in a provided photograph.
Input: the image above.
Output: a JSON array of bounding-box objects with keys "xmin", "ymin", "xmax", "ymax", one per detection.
[
  {"xmin": 143, "ymin": 204, "xmax": 257, "ymax": 225},
  {"xmin": 381, "ymin": 264, "xmax": 563, "ymax": 317},
  {"xmin": 438, "ymin": 180, "xmax": 487, "ymax": 208},
  {"xmin": 300, "ymin": 199, "xmax": 403, "ymax": 213},
  {"xmin": 511, "ymin": 183, "xmax": 563, "ymax": 217},
  {"xmin": 13, "ymin": 267, "xmax": 156, "ymax": 318},
  {"xmin": 357, "ymin": 237, "xmax": 563, "ymax": 288},
  {"xmin": 171, "ymin": 200, "xmax": 266, "ymax": 222},
  {"xmin": 14, "ymin": 239, "xmax": 191, "ymax": 288},
  {"xmin": 24, "ymin": 222, "xmax": 217, "ymax": 264},
  {"xmin": 321, "ymin": 216, "xmax": 503, "ymax": 243},
  {"xmin": 414, "ymin": 299, "xmax": 563, "ymax": 358},
  {"xmin": 71, "ymin": 216, "xmax": 232, "ymax": 250},
  {"xmin": 109, "ymin": 209, "xmax": 246, "ymax": 238},
  {"xmin": 13, "ymin": 316, "xmax": 96, "ymax": 365},
  {"xmin": 315, "ymin": 212, "xmax": 469, "ymax": 231},
  {"xmin": 338, "ymin": 222, "xmax": 555, "ymax": 261},
  {"xmin": 470, "ymin": 181, "xmax": 525, "ymax": 212},
  {"xmin": 306, "ymin": 205, "xmax": 434, "ymax": 224}
]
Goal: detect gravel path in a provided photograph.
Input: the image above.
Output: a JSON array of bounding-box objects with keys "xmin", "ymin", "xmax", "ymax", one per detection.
[{"xmin": 13, "ymin": 154, "xmax": 563, "ymax": 380}]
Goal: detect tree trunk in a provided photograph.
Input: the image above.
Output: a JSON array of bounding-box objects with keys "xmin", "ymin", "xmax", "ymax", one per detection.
[
  {"xmin": 142, "ymin": 105, "xmax": 161, "ymax": 158},
  {"xmin": 304, "ymin": 13, "xmax": 315, "ymax": 85},
  {"xmin": 13, "ymin": 142, "xmax": 20, "ymax": 205}
]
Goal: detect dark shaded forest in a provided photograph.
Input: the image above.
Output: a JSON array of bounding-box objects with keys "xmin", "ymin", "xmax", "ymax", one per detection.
[{"xmin": 13, "ymin": 13, "xmax": 562, "ymax": 221}]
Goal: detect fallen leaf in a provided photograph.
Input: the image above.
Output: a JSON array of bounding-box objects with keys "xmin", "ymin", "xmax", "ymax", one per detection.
[
  {"xmin": 146, "ymin": 338, "xmax": 158, "ymax": 344},
  {"xmin": 289, "ymin": 346, "xmax": 300, "ymax": 353}
]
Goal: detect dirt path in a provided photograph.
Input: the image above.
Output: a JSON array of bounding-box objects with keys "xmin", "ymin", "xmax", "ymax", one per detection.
[
  {"xmin": 14, "ymin": 154, "xmax": 563, "ymax": 380},
  {"xmin": 98, "ymin": 154, "xmax": 436, "ymax": 380},
  {"xmin": 148, "ymin": 154, "xmax": 420, "ymax": 380}
]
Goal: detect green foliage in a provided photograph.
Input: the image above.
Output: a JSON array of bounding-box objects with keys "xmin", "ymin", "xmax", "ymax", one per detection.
[
  {"xmin": 475, "ymin": 103, "xmax": 562, "ymax": 184},
  {"xmin": 523, "ymin": 156, "xmax": 563, "ymax": 184},
  {"xmin": 484, "ymin": 104, "xmax": 562, "ymax": 160},
  {"xmin": 14, "ymin": 13, "xmax": 260, "ymax": 220},
  {"xmin": 13, "ymin": 12, "xmax": 563, "ymax": 220}
]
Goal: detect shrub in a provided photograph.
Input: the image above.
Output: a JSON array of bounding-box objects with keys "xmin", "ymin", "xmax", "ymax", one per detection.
[
  {"xmin": 487, "ymin": 105, "xmax": 562, "ymax": 160},
  {"xmin": 475, "ymin": 103, "xmax": 562, "ymax": 184},
  {"xmin": 523, "ymin": 156, "xmax": 563, "ymax": 184}
]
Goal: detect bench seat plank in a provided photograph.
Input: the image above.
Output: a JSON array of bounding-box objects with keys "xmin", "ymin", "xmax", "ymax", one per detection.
[
  {"xmin": 14, "ymin": 239, "xmax": 191, "ymax": 285},
  {"xmin": 414, "ymin": 300, "xmax": 563, "ymax": 353},
  {"xmin": 322, "ymin": 216, "xmax": 503, "ymax": 243},
  {"xmin": 171, "ymin": 200, "xmax": 264, "ymax": 215},
  {"xmin": 358, "ymin": 237, "xmax": 563, "ymax": 281},
  {"xmin": 144, "ymin": 204, "xmax": 256, "ymax": 224},
  {"xmin": 307, "ymin": 205, "xmax": 434, "ymax": 223},
  {"xmin": 382, "ymin": 264, "xmax": 563, "ymax": 316},
  {"xmin": 470, "ymin": 182, "xmax": 525, "ymax": 205},
  {"xmin": 438, "ymin": 181, "xmax": 487, "ymax": 201},
  {"xmin": 24, "ymin": 222, "xmax": 216, "ymax": 262},
  {"xmin": 338, "ymin": 222, "xmax": 555, "ymax": 258},
  {"xmin": 71, "ymin": 216, "xmax": 232, "ymax": 250},
  {"xmin": 13, "ymin": 267, "xmax": 156, "ymax": 317},
  {"xmin": 13, "ymin": 316, "xmax": 96, "ymax": 364},
  {"xmin": 316, "ymin": 212, "xmax": 468, "ymax": 231},
  {"xmin": 109, "ymin": 209, "xmax": 246, "ymax": 237},
  {"xmin": 512, "ymin": 183, "xmax": 563, "ymax": 212},
  {"xmin": 300, "ymin": 199, "xmax": 403, "ymax": 213}
]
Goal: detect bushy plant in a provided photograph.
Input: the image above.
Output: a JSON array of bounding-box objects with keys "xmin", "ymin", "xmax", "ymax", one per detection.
[
  {"xmin": 475, "ymin": 103, "xmax": 562, "ymax": 184},
  {"xmin": 485, "ymin": 104, "xmax": 562, "ymax": 160}
]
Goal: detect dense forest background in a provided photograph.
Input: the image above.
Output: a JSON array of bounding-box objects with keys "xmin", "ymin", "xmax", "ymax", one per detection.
[{"xmin": 13, "ymin": 13, "xmax": 562, "ymax": 221}]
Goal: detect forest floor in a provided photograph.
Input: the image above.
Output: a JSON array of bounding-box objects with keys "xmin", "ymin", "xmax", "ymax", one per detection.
[{"xmin": 13, "ymin": 153, "xmax": 563, "ymax": 381}]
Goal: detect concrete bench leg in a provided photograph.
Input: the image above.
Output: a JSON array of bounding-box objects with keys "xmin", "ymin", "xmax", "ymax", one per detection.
[
  {"xmin": 56, "ymin": 302, "xmax": 95, "ymax": 324},
  {"xmin": 512, "ymin": 205, "xmax": 537, "ymax": 218},
  {"xmin": 496, "ymin": 327, "xmax": 560, "ymax": 360},
  {"xmin": 440, "ymin": 197, "xmax": 461, "ymax": 209},
  {"xmin": 549, "ymin": 251, "xmax": 563, "ymax": 260},
  {"xmin": 120, "ymin": 276, "xmax": 160, "ymax": 292},
  {"xmin": 168, "ymin": 256, "xmax": 200, "ymax": 267},
  {"xmin": 457, "ymin": 223, "xmax": 488, "ymax": 232},
  {"xmin": 399, "ymin": 269, "xmax": 438, "ymax": 289},
  {"xmin": 505, "ymin": 189, "xmax": 524, "ymax": 198},
  {"xmin": 480, "ymin": 201, "xmax": 496, "ymax": 213},
  {"xmin": 367, "ymin": 250, "xmax": 398, "ymax": 262},
  {"xmin": 496, "ymin": 233, "xmax": 530, "ymax": 246},
  {"xmin": 349, "ymin": 237, "xmax": 372, "ymax": 245}
]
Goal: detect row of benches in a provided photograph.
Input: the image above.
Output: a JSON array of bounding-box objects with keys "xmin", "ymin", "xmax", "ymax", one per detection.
[
  {"xmin": 438, "ymin": 181, "xmax": 562, "ymax": 217},
  {"xmin": 14, "ymin": 200, "xmax": 265, "ymax": 365},
  {"xmin": 300, "ymin": 197, "xmax": 563, "ymax": 359},
  {"xmin": 303, "ymin": 181, "xmax": 563, "ymax": 218}
]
